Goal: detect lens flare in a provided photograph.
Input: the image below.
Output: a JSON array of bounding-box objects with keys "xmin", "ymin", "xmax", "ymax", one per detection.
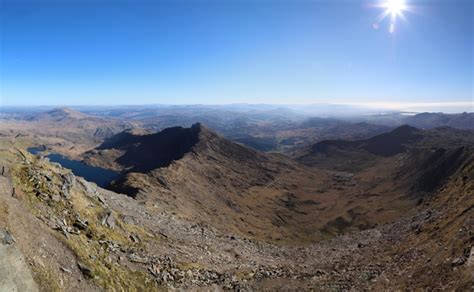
[
  {"xmin": 384, "ymin": 0, "xmax": 406, "ymax": 16},
  {"xmin": 374, "ymin": 0, "xmax": 411, "ymax": 34}
]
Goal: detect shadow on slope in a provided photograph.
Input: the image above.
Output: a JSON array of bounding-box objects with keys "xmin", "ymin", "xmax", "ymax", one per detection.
[{"xmin": 98, "ymin": 124, "xmax": 201, "ymax": 173}]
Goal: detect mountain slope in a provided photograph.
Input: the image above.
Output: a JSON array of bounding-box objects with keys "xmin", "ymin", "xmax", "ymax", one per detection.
[
  {"xmin": 32, "ymin": 107, "xmax": 90, "ymax": 122},
  {"xmin": 100, "ymin": 124, "xmax": 201, "ymax": 173},
  {"xmin": 0, "ymin": 120, "xmax": 472, "ymax": 290},
  {"xmin": 295, "ymin": 125, "xmax": 474, "ymax": 171},
  {"xmin": 80, "ymin": 123, "xmax": 471, "ymax": 245},
  {"xmin": 106, "ymin": 123, "xmax": 342, "ymax": 242}
]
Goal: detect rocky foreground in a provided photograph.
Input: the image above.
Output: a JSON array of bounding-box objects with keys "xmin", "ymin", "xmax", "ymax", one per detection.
[{"xmin": 0, "ymin": 145, "xmax": 472, "ymax": 290}]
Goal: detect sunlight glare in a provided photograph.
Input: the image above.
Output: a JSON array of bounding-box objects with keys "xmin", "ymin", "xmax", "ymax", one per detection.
[
  {"xmin": 375, "ymin": 0, "xmax": 410, "ymax": 34},
  {"xmin": 384, "ymin": 0, "xmax": 406, "ymax": 16}
]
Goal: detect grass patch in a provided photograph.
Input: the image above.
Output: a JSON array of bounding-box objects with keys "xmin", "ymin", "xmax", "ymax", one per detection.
[{"xmin": 31, "ymin": 265, "xmax": 62, "ymax": 292}]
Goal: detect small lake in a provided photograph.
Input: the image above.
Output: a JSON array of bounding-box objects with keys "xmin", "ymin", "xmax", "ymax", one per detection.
[{"xmin": 27, "ymin": 147, "xmax": 120, "ymax": 188}]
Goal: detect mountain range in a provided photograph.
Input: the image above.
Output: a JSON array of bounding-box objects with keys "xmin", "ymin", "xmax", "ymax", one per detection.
[{"xmin": 0, "ymin": 106, "xmax": 472, "ymax": 290}]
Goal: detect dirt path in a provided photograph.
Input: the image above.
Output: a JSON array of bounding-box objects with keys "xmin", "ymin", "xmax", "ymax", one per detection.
[{"xmin": 0, "ymin": 176, "xmax": 38, "ymax": 292}]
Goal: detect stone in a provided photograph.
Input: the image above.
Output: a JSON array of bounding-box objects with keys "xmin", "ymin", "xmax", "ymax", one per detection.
[
  {"xmin": 101, "ymin": 210, "xmax": 116, "ymax": 229},
  {"xmin": 74, "ymin": 216, "xmax": 88, "ymax": 230},
  {"xmin": 60, "ymin": 267, "xmax": 72, "ymax": 274},
  {"xmin": 61, "ymin": 173, "xmax": 75, "ymax": 199},
  {"xmin": 466, "ymin": 247, "xmax": 474, "ymax": 267},
  {"xmin": 2, "ymin": 231, "xmax": 15, "ymax": 245},
  {"xmin": 77, "ymin": 261, "xmax": 93, "ymax": 278},
  {"xmin": 129, "ymin": 234, "xmax": 141, "ymax": 243},
  {"xmin": 51, "ymin": 194, "xmax": 61, "ymax": 202},
  {"xmin": 451, "ymin": 256, "xmax": 465, "ymax": 267}
]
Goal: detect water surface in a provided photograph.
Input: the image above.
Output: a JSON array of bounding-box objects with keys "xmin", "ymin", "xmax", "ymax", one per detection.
[{"xmin": 27, "ymin": 147, "xmax": 119, "ymax": 188}]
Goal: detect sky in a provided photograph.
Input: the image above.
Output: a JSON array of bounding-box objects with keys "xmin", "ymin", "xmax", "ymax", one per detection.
[{"xmin": 0, "ymin": 0, "xmax": 472, "ymax": 110}]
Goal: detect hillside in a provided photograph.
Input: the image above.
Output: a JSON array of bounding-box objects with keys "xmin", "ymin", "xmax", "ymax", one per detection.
[
  {"xmin": 295, "ymin": 125, "xmax": 474, "ymax": 171},
  {"xmin": 32, "ymin": 107, "xmax": 90, "ymax": 121},
  {"xmin": 90, "ymin": 123, "xmax": 352, "ymax": 242},
  {"xmin": 80, "ymin": 124, "xmax": 470, "ymax": 246},
  {"xmin": 0, "ymin": 121, "xmax": 472, "ymax": 290}
]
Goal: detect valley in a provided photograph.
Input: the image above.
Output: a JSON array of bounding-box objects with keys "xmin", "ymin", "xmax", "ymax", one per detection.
[{"xmin": 0, "ymin": 107, "xmax": 472, "ymax": 290}]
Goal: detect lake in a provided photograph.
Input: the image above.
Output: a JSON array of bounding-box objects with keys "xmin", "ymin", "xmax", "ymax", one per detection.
[{"xmin": 27, "ymin": 147, "xmax": 120, "ymax": 188}]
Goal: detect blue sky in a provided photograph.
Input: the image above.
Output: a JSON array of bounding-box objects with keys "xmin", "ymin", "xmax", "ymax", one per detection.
[{"xmin": 0, "ymin": 0, "xmax": 472, "ymax": 108}]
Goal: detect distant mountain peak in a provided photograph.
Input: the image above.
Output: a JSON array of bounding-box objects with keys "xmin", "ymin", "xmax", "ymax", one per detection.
[
  {"xmin": 191, "ymin": 122, "xmax": 203, "ymax": 130},
  {"xmin": 391, "ymin": 124, "xmax": 419, "ymax": 133},
  {"xmin": 41, "ymin": 107, "xmax": 88, "ymax": 120}
]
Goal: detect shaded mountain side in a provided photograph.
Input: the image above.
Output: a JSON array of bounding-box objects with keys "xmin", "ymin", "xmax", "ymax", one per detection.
[
  {"xmin": 87, "ymin": 123, "xmax": 272, "ymax": 174},
  {"xmin": 384, "ymin": 151, "xmax": 473, "ymax": 290},
  {"xmin": 96, "ymin": 128, "xmax": 151, "ymax": 150},
  {"xmin": 108, "ymin": 125, "xmax": 295, "ymax": 198},
  {"xmin": 396, "ymin": 146, "xmax": 474, "ymax": 195},
  {"xmin": 293, "ymin": 125, "xmax": 422, "ymax": 172},
  {"xmin": 276, "ymin": 122, "xmax": 393, "ymax": 156},
  {"xmin": 110, "ymin": 125, "xmax": 201, "ymax": 173},
  {"xmin": 310, "ymin": 125, "xmax": 422, "ymax": 157},
  {"xmin": 296, "ymin": 125, "xmax": 474, "ymax": 171}
]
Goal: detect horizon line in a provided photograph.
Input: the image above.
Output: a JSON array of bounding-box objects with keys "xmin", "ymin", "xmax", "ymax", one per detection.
[{"xmin": 0, "ymin": 101, "xmax": 472, "ymax": 108}]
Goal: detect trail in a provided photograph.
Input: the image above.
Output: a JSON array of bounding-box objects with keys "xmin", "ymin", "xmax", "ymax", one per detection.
[{"xmin": 0, "ymin": 176, "xmax": 38, "ymax": 292}]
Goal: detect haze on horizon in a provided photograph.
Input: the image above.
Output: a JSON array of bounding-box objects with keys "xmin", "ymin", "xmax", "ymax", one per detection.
[{"xmin": 0, "ymin": 0, "xmax": 472, "ymax": 112}]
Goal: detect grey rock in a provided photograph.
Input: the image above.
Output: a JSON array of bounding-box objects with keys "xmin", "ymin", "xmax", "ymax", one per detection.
[
  {"xmin": 451, "ymin": 256, "xmax": 466, "ymax": 267},
  {"xmin": 77, "ymin": 261, "xmax": 93, "ymax": 278},
  {"xmin": 74, "ymin": 216, "xmax": 88, "ymax": 230},
  {"xmin": 101, "ymin": 210, "xmax": 116, "ymax": 229},
  {"xmin": 60, "ymin": 267, "xmax": 72, "ymax": 274},
  {"xmin": 467, "ymin": 247, "xmax": 474, "ymax": 267},
  {"xmin": 51, "ymin": 194, "xmax": 61, "ymax": 202},
  {"xmin": 2, "ymin": 231, "xmax": 15, "ymax": 245},
  {"xmin": 129, "ymin": 234, "xmax": 141, "ymax": 243}
]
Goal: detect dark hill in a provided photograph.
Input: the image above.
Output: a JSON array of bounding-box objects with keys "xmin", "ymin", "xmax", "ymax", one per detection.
[
  {"xmin": 362, "ymin": 125, "xmax": 422, "ymax": 156},
  {"xmin": 99, "ymin": 123, "xmax": 202, "ymax": 173},
  {"xmin": 397, "ymin": 146, "xmax": 473, "ymax": 194},
  {"xmin": 296, "ymin": 125, "xmax": 474, "ymax": 171},
  {"xmin": 309, "ymin": 125, "xmax": 421, "ymax": 156}
]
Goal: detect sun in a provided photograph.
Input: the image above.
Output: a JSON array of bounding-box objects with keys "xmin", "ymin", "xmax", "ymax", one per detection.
[
  {"xmin": 384, "ymin": 0, "xmax": 407, "ymax": 15},
  {"xmin": 374, "ymin": 0, "xmax": 410, "ymax": 33}
]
